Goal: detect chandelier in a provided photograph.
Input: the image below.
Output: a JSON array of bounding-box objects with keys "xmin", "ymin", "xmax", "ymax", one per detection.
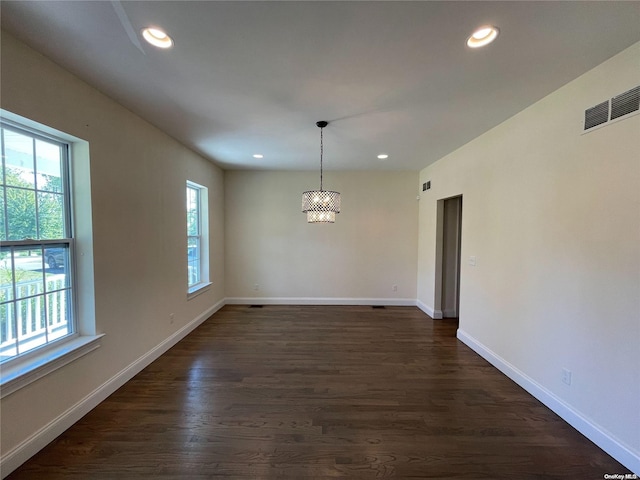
[{"xmin": 302, "ymin": 121, "xmax": 341, "ymax": 223}]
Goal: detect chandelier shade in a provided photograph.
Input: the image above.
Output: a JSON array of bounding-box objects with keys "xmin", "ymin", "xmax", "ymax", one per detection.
[
  {"xmin": 302, "ymin": 190, "xmax": 341, "ymax": 223},
  {"xmin": 301, "ymin": 121, "xmax": 341, "ymax": 223}
]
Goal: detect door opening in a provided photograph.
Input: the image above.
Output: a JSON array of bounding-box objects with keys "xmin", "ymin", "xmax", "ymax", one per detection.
[{"xmin": 434, "ymin": 195, "xmax": 462, "ymax": 322}]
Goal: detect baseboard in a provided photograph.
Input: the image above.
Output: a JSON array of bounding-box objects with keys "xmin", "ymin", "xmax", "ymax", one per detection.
[
  {"xmin": 1, "ymin": 298, "xmax": 225, "ymax": 478},
  {"xmin": 225, "ymin": 297, "xmax": 417, "ymax": 306},
  {"xmin": 416, "ymin": 301, "xmax": 443, "ymax": 319},
  {"xmin": 457, "ymin": 329, "xmax": 640, "ymax": 475},
  {"xmin": 416, "ymin": 300, "xmax": 434, "ymax": 317}
]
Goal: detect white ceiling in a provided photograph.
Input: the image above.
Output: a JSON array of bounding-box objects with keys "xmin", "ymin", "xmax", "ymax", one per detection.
[{"xmin": 2, "ymin": 1, "xmax": 639, "ymax": 171}]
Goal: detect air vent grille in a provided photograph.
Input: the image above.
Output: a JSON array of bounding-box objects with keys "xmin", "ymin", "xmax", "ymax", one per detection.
[
  {"xmin": 583, "ymin": 85, "xmax": 640, "ymax": 132},
  {"xmin": 584, "ymin": 101, "xmax": 609, "ymax": 130},
  {"xmin": 610, "ymin": 86, "xmax": 640, "ymax": 121}
]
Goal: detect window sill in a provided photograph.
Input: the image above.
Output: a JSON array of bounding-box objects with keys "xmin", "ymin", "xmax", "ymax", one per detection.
[
  {"xmin": 0, "ymin": 334, "xmax": 104, "ymax": 399},
  {"xmin": 187, "ymin": 282, "xmax": 212, "ymax": 300}
]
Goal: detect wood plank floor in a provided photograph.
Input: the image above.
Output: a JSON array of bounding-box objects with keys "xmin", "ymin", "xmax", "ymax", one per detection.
[{"xmin": 7, "ymin": 305, "xmax": 626, "ymax": 479}]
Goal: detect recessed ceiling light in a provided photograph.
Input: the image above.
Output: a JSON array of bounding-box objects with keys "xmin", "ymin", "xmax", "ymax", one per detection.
[
  {"xmin": 377, "ymin": 154, "xmax": 389, "ymax": 160},
  {"xmin": 467, "ymin": 25, "xmax": 499, "ymax": 48},
  {"xmin": 253, "ymin": 154, "xmax": 264, "ymax": 159},
  {"xmin": 141, "ymin": 27, "xmax": 173, "ymax": 49}
]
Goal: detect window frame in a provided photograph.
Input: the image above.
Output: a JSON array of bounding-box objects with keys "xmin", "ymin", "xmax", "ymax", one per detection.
[
  {"xmin": 186, "ymin": 180, "xmax": 210, "ymax": 297},
  {"xmin": 0, "ymin": 111, "xmax": 101, "ymax": 399},
  {"xmin": 1, "ymin": 123, "xmax": 77, "ymax": 362}
]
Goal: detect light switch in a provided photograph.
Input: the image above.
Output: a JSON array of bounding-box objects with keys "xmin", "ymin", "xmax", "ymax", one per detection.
[{"xmin": 469, "ymin": 256, "xmax": 476, "ymax": 266}]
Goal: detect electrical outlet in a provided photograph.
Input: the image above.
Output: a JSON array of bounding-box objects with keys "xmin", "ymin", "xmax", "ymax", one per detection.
[
  {"xmin": 169, "ymin": 313, "xmax": 175, "ymax": 324},
  {"xmin": 253, "ymin": 284, "xmax": 260, "ymax": 291},
  {"xmin": 392, "ymin": 285, "xmax": 398, "ymax": 292},
  {"xmin": 562, "ymin": 368, "xmax": 572, "ymax": 386}
]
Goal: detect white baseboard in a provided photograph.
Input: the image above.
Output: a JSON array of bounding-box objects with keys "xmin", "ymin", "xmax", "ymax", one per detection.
[
  {"xmin": 416, "ymin": 300, "xmax": 434, "ymax": 317},
  {"xmin": 457, "ymin": 328, "xmax": 640, "ymax": 475},
  {"xmin": 225, "ymin": 297, "xmax": 417, "ymax": 307},
  {"xmin": 416, "ymin": 301, "xmax": 444, "ymax": 319},
  {"xmin": 1, "ymin": 299, "xmax": 225, "ymax": 478}
]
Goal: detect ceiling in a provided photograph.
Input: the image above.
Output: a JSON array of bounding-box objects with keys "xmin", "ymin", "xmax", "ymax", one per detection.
[{"xmin": 1, "ymin": 1, "xmax": 639, "ymax": 171}]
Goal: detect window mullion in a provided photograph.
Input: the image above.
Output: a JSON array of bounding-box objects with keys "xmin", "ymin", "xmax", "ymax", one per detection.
[
  {"xmin": 196, "ymin": 188, "xmax": 201, "ymax": 237},
  {"xmin": 1, "ymin": 128, "xmax": 8, "ymax": 240},
  {"xmin": 62, "ymin": 144, "xmax": 71, "ymax": 238},
  {"xmin": 32, "ymin": 137, "xmax": 40, "ymax": 240},
  {"xmin": 40, "ymin": 249, "xmax": 49, "ymax": 345}
]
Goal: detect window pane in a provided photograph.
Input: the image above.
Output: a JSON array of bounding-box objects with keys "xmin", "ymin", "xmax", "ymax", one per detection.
[
  {"xmin": 38, "ymin": 192, "xmax": 64, "ymax": 239},
  {"xmin": 0, "ymin": 246, "xmax": 14, "ymax": 302},
  {"xmin": 3, "ymin": 129, "xmax": 35, "ymax": 189},
  {"xmin": 6, "ymin": 186, "xmax": 37, "ymax": 240},
  {"xmin": 16, "ymin": 296, "xmax": 47, "ymax": 354},
  {"xmin": 45, "ymin": 245, "xmax": 69, "ymax": 279},
  {"xmin": 13, "ymin": 246, "xmax": 44, "ymax": 300},
  {"xmin": 187, "ymin": 187, "xmax": 199, "ymax": 236},
  {"xmin": 187, "ymin": 212, "xmax": 199, "ymax": 236},
  {"xmin": 0, "ymin": 244, "xmax": 71, "ymax": 365},
  {"xmin": 0, "ymin": 302, "xmax": 18, "ymax": 360},
  {"xmin": 187, "ymin": 236, "xmax": 200, "ymax": 286},
  {"xmin": 36, "ymin": 140, "xmax": 63, "ymax": 193},
  {"xmin": 46, "ymin": 289, "xmax": 71, "ymax": 341}
]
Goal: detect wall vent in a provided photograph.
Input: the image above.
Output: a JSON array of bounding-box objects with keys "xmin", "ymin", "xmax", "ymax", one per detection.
[
  {"xmin": 584, "ymin": 101, "xmax": 609, "ymax": 130},
  {"xmin": 583, "ymin": 85, "xmax": 640, "ymax": 132},
  {"xmin": 610, "ymin": 86, "xmax": 639, "ymax": 121}
]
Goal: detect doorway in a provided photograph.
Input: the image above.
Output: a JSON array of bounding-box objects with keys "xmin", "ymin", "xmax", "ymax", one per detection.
[{"xmin": 434, "ymin": 195, "xmax": 462, "ymax": 321}]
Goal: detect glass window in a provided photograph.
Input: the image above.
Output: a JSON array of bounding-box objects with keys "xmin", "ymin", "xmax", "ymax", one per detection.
[
  {"xmin": 186, "ymin": 181, "xmax": 209, "ymax": 294},
  {"xmin": 0, "ymin": 124, "xmax": 73, "ymax": 363}
]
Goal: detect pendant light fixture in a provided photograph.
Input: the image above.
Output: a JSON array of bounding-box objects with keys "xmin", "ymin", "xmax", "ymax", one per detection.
[{"xmin": 302, "ymin": 121, "xmax": 341, "ymax": 223}]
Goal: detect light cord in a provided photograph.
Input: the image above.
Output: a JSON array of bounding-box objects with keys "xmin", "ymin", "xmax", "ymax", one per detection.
[{"xmin": 319, "ymin": 126, "xmax": 324, "ymax": 191}]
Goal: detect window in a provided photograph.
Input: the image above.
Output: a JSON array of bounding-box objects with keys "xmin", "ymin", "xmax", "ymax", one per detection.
[
  {"xmin": 1, "ymin": 124, "xmax": 74, "ymax": 363},
  {"xmin": 186, "ymin": 181, "xmax": 209, "ymax": 295},
  {"xmin": 0, "ymin": 111, "xmax": 99, "ymax": 398}
]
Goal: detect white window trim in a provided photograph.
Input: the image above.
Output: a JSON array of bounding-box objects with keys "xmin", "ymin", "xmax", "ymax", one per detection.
[
  {"xmin": 187, "ymin": 281, "xmax": 212, "ymax": 299},
  {"xmin": 1, "ymin": 109, "xmax": 98, "ymax": 397},
  {"xmin": 0, "ymin": 333, "xmax": 103, "ymax": 398}
]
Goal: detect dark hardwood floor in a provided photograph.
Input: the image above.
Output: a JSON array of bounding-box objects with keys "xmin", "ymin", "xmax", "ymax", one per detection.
[{"xmin": 7, "ymin": 305, "xmax": 626, "ymax": 479}]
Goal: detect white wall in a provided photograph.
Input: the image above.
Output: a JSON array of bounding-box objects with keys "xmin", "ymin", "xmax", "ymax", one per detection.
[
  {"xmin": 0, "ymin": 31, "xmax": 225, "ymax": 471},
  {"xmin": 225, "ymin": 170, "xmax": 418, "ymax": 303},
  {"xmin": 417, "ymin": 42, "xmax": 640, "ymax": 470}
]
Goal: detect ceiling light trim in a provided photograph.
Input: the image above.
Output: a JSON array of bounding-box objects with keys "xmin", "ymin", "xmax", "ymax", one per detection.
[
  {"xmin": 467, "ymin": 25, "xmax": 499, "ymax": 48},
  {"xmin": 141, "ymin": 27, "xmax": 174, "ymax": 49}
]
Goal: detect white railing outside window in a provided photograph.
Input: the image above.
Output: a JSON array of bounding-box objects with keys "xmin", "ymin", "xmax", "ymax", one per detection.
[{"xmin": 0, "ymin": 275, "xmax": 70, "ymax": 361}]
